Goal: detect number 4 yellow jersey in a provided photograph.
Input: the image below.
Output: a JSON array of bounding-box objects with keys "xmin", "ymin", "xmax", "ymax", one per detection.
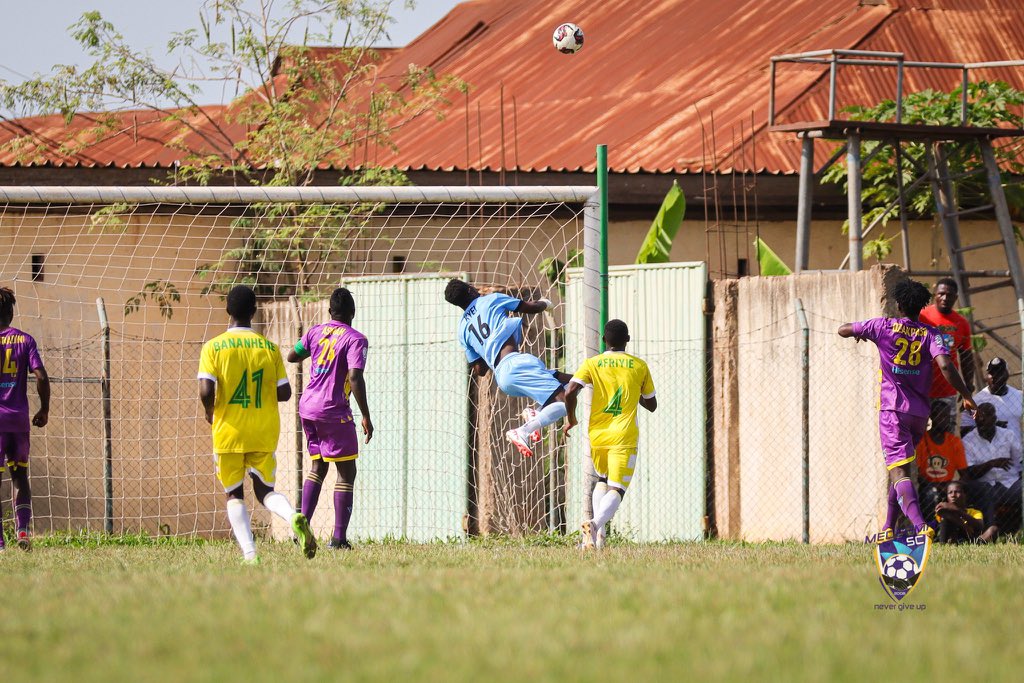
[
  {"xmin": 570, "ymin": 351, "xmax": 655, "ymax": 448},
  {"xmin": 198, "ymin": 327, "xmax": 289, "ymax": 454}
]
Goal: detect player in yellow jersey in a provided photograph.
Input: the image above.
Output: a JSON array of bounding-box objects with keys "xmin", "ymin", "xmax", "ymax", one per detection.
[
  {"xmin": 198, "ymin": 285, "xmax": 316, "ymax": 563},
  {"xmin": 564, "ymin": 320, "xmax": 657, "ymax": 549}
]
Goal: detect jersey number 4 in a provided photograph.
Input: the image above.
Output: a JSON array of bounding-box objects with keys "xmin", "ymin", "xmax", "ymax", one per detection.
[
  {"xmin": 467, "ymin": 316, "xmax": 491, "ymax": 345},
  {"xmin": 229, "ymin": 369, "xmax": 264, "ymax": 409},
  {"xmin": 603, "ymin": 387, "xmax": 624, "ymax": 416},
  {"xmin": 2, "ymin": 349, "xmax": 16, "ymax": 375}
]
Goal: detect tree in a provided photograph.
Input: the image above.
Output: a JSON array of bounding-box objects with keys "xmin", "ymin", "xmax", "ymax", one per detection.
[
  {"xmin": 0, "ymin": 1, "xmax": 464, "ymax": 304},
  {"xmin": 822, "ymin": 81, "xmax": 1024, "ymax": 260}
]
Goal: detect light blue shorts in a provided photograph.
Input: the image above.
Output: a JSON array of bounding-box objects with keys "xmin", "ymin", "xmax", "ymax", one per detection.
[{"xmin": 493, "ymin": 352, "xmax": 563, "ymax": 406}]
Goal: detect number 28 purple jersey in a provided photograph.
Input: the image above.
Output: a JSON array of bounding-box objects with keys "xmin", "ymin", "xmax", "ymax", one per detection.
[
  {"xmin": 295, "ymin": 321, "xmax": 368, "ymax": 421},
  {"xmin": 0, "ymin": 327, "xmax": 44, "ymax": 432},
  {"xmin": 852, "ymin": 316, "xmax": 949, "ymax": 418}
]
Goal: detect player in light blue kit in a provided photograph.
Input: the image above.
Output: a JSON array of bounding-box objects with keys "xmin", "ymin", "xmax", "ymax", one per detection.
[{"xmin": 444, "ymin": 279, "xmax": 571, "ymax": 457}]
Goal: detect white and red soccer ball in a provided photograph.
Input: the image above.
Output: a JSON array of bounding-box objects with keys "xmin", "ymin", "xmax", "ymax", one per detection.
[{"xmin": 552, "ymin": 23, "xmax": 584, "ymax": 54}]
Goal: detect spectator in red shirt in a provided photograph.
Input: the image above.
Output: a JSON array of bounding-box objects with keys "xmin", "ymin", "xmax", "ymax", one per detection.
[{"xmin": 919, "ymin": 278, "xmax": 975, "ymax": 420}]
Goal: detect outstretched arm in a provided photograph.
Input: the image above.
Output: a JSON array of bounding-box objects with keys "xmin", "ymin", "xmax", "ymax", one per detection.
[
  {"xmin": 563, "ymin": 381, "xmax": 583, "ymax": 435},
  {"xmin": 32, "ymin": 366, "xmax": 50, "ymax": 427},
  {"xmin": 936, "ymin": 354, "xmax": 976, "ymax": 411},
  {"xmin": 516, "ymin": 298, "xmax": 553, "ymax": 315},
  {"xmin": 348, "ymin": 368, "xmax": 374, "ymax": 443},
  {"xmin": 837, "ymin": 323, "xmax": 858, "ymax": 339},
  {"xmin": 959, "ymin": 345, "xmax": 976, "ymax": 393}
]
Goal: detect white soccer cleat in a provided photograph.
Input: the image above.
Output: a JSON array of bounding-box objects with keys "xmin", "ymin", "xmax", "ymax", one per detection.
[
  {"xmin": 506, "ymin": 429, "xmax": 534, "ymax": 458},
  {"xmin": 581, "ymin": 521, "xmax": 596, "ymax": 550},
  {"xmin": 519, "ymin": 407, "xmax": 542, "ymax": 444}
]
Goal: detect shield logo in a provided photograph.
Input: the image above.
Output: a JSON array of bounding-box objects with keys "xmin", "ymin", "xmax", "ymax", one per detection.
[{"xmin": 875, "ymin": 532, "xmax": 931, "ymax": 602}]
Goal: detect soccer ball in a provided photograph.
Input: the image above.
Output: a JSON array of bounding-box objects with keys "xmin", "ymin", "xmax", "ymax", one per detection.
[
  {"xmin": 552, "ymin": 23, "xmax": 584, "ymax": 54},
  {"xmin": 882, "ymin": 554, "xmax": 917, "ymax": 581}
]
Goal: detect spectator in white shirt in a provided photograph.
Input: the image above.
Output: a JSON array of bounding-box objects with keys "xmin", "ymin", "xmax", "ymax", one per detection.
[
  {"xmin": 962, "ymin": 402, "xmax": 1023, "ymax": 533},
  {"xmin": 962, "ymin": 357, "xmax": 1022, "ymax": 442}
]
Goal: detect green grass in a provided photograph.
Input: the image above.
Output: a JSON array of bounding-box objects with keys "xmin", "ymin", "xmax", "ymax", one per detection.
[{"xmin": 1, "ymin": 537, "xmax": 1020, "ymax": 682}]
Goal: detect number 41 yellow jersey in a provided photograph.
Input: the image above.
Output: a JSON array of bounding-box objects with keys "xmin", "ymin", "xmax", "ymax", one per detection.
[
  {"xmin": 198, "ymin": 327, "xmax": 289, "ymax": 454},
  {"xmin": 570, "ymin": 351, "xmax": 655, "ymax": 448}
]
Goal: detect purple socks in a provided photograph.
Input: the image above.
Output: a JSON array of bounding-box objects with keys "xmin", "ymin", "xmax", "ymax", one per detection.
[
  {"xmin": 894, "ymin": 477, "xmax": 925, "ymax": 529},
  {"xmin": 300, "ymin": 476, "xmax": 323, "ymax": 520},
  {"xmin": 15, "ymin": 487, "xmax": 31, "ymax": 532},
  {"xmin": 333, "ymin": 487, "xmax": 353, "ymax": 544}
]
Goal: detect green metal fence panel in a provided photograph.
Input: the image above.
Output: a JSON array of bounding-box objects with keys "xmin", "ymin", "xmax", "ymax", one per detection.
[
  {"xmin": 566, "ymin": 262, "xmax": 707, "ymax": 541},
  {"xmin": 341, "ymin": 274, "xmax": 467, "ymax": 541}
]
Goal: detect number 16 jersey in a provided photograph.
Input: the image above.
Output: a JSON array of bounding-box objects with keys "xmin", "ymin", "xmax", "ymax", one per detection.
[
  {"xmin": 198, "ymin": 327, "xmax": 289, "ymax": 454},
  {"xmin": 570, "ymin": 351, "xmax": 655, "ymax": 449},
  {"xmin": 457, "ymin": 292, "xmax": 523, "ymax": 370},
  {"xmin": 851, "ymin": 316, "xmax": 949, "ymax": 418}
]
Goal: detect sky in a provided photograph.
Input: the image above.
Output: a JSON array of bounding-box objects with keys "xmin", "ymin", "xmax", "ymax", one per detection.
[{"xmin": 0, "ymin": 0, "xmax": 462, "ymax": 108}]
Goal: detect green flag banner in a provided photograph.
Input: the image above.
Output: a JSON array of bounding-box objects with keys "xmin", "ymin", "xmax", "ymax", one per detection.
[
  {"xmin": 635, "ymin": 180, "xmax": 686, "ymax": 264},
  {"xmin": 754, "ymin": 237, "xmax": 793, "ymax": 276}
]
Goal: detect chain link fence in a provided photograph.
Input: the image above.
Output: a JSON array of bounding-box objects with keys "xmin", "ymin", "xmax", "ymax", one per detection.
[{"xmin": 5, "ymin": 258, "xmax": 1020, "ymax": 543}]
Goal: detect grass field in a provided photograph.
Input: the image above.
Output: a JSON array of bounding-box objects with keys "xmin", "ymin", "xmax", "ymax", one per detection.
[{"xmin": 2, "ymin": 536, "xmax": 1021, "ymax": 682}]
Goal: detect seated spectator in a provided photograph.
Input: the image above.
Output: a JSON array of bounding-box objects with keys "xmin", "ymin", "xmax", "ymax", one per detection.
[
  {"xmin": 961, "ymin": 357, "xmax": 1022, "ymax": 441},
  {"xmin": 914, "ymin": 400, "xmax": 967, "ymax": 521},
  {"xmin": 962, "ymin": 402, "xmax": 1023, "ymax": 533},
  {"xmin": 936, "ymin": 481, "xmax": 998, "ymax": 544}
]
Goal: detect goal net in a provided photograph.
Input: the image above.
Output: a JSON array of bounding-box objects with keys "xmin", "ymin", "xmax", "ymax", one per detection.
[{"xmin": 0, "ymin": 186, "xmax": 600, "ymax": 541}]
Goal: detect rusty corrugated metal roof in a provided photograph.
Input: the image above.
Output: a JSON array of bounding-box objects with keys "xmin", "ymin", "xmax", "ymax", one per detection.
[{"xmin": 2, "ymin": 0, "xmax": 1022, "ymax": 175}]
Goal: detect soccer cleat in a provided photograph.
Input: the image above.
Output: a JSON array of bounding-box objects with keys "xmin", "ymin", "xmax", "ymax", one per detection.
[
  {"xmin": 916, "ymin": 524, "xmax": 936, "ymax": 541},
  {"xmin": 875, "ymin": 527, "xmax": 894, "ymax": 545},
  {"xmin": 291, "ymin": 513, "xmax": 318, "ymax": 559},
  {"xmin": 16, "ymin": 530, "xmax": 31, "ymax": 552},
  {"xmin": 580, "ymin": 521, "xmax": 596, "ymax": 550},
  {"xmin": 506, "ymin": 429, "xmax": 534, "ymax": 458},
  {"xmin": 329, "ymin": 538, "xmax": 353, "ymax": 551},
  {"xmin": 519, "ymin": 408, "xmax": 542, "ymax": 444},
  {"xmin": 241, "ymin": 556, "xmax": 262, "ymax": 567}
]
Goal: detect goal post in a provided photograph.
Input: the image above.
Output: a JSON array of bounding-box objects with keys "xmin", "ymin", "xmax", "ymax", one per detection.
[{"xmin": 0, "ymin": 184, "xmax": 602, "ymax": 541}]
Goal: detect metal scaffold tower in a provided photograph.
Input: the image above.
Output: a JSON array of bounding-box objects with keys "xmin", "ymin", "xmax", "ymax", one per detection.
[{"xmin": 768, "ymin": 49, "xmax": 1024, "ymax": 358}]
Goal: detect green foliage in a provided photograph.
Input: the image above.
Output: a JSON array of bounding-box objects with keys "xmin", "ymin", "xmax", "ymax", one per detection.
[
  {"xmin": 124, "ymin": 280, "xmax": 182, "ymax": 319},
  {"xmin": 823, "ymin": 82, "xmax": 1024, "ymax": 253},
  {"xmin": 0, "ymin": 1, "xmax": 464, "ymax": 300},
  {"xmin": 863, "ymin": 233, "xmax": 894, "ymax": 263},
  {"xmin": 538, "ymin": 248, "xmax": 583, "ymax": 295}
]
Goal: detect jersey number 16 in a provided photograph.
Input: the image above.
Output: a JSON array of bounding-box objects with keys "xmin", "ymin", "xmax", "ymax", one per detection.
[{"xmin": 467, "ymin": 316, "xmax": 491, "ymax": 345}]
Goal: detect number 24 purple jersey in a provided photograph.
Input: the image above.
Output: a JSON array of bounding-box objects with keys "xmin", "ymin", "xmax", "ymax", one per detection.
[{"xmin": 296, "ymin": 321, "xmax": 368, "ymax": 421}]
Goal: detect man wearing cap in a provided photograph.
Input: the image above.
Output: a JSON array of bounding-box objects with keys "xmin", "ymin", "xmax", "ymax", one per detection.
[
  {"xmin": 961, "ymin": 357, "xmax": 1023, "ymax": 442},
  {"xmin": 919, "ymin": 278, "xmax": 976, "ymax": 421}
]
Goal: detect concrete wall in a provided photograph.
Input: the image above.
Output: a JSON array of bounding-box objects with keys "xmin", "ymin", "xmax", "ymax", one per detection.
[{"xmin": 713, "ymin": 265, "xmax": 907, "ymax": 543}]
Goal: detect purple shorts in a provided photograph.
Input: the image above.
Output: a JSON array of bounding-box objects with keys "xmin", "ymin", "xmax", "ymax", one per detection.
[
  {"xmin": 301, "ymin": 417, "xmax": 359, "ymax": 462},
  {"xmin": 879, "ymin": 410, "xmax": 928, "ymax": 470},
  {"xmin": 0, "ymin": 431, "xmax": 30, "ymax": 471}
]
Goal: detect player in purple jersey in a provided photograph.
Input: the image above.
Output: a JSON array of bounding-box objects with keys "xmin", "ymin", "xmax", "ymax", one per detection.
[
  {"xmin": 287, "ymin": 288, "xmax": 372, "ymax": 550},
  {"xmin": 839, "ymin": 279, "xmax": 976, "ymax": 541},
  {"xmin": 0, "ymin": 288, "xmax": 50, "ymax": 551}
]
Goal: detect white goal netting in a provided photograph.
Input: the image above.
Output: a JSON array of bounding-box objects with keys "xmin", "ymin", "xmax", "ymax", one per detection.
[{"xmin": 0, "ymin": 186, "xmax": 600, "ymax": 541}]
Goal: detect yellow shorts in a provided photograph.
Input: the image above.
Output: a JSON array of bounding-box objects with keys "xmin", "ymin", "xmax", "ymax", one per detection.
[
  {"xmin": 215, "ymin": 452, "xmax": 277, "ymax": 492},
  {"xmin": 591, "ymin": 447, "xmax": 637, "ymax": 491}
]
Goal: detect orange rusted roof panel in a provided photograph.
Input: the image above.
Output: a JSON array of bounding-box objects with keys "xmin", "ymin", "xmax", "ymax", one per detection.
[{"xmin": 3, "ymin": 0, "xmax": 1024, "ymax": 175}]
